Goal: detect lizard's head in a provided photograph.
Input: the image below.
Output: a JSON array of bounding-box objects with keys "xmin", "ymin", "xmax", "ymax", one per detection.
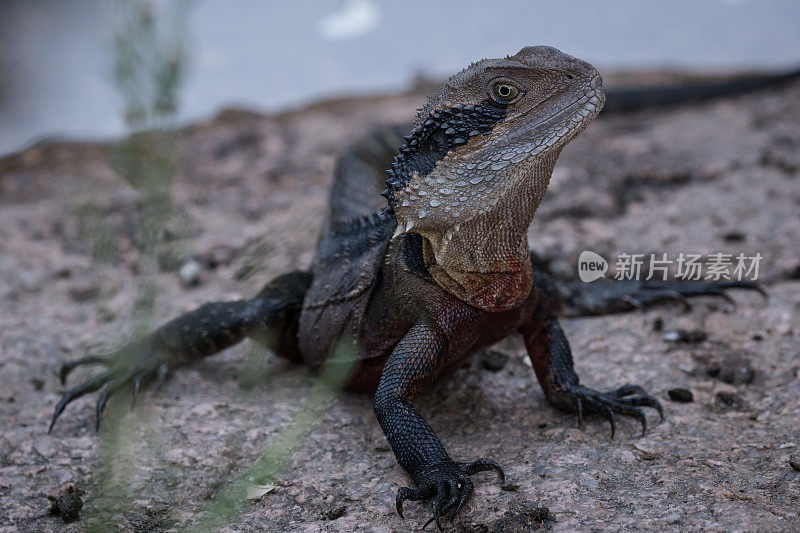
[{"xmin": 384, "ymin": 46, "xmax": 604, "ymax": 245}]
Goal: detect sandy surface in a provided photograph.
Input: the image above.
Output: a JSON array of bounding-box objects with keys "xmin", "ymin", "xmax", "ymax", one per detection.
[{"xmin": 1, "ymin": 75, "xmax": 799, "ymax": 532}]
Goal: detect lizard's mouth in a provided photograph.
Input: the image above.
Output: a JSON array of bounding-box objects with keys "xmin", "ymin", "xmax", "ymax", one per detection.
[{"xmin": 503, "ymin": 75, "xmax": 605, "ymax": 157}]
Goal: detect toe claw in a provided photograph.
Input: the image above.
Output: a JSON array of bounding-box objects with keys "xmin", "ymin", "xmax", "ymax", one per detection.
[
  {"xmin": 442, "ymin": 479, "xmax": 460, "ymax": 516},
  {"xmin": 613, "ymin": 384, "xmax": 648, "ymax": 397},
  {"xmin": 621, "ymin": 295, "xmax": 643, "ymax": 308},
  {"xmin": 443, "ymin": 475, "xmax": 475, "ymax": 521},
  {"xmin": 453, "ymin": 478, "xmax": 473, "ymax": 518},
  {"xmin": 664, "ymin": 291, "xmax": 691, "ymax": 310},
  {"xmin": 630, "ymin": 407, "xmax": 648, "ymax": 436},
  {"xmin": 720, "ymin": 281, "xmax": 768, "ymax": 301},
  {"xmin": 396, "ymin": 485, "xmax": 428, "ymax": 519},
  {"xmin": 94, "ymin": 377, "xmax": 128, "ymax": 431},
  {"xmin": 431, "ymin": 488, "xmax": 445, "ymax": 530},
  {"xmin": 714, "ymin": 290, "xmax": 737, "ymax": 307},
  {"xmin": 95, "ymin": 388, "xmax": 109, "ymax": 432},
  {"xmin": 156, "ymin": 363, "xmax": 169, "ymax": 389},
  {"xmin": 654, "ymin": 400, "xmax": 664, "ymax": 421},
  {"xmin": 463, "ymin": 458, "xmax": 505, "ymax": 483},
  {"xmin": 396, "ymin": 488, "xmax": 409, "ymax": 518},
  {"xmin": 641, "ymin": 396, "xmax": 664, "ymax": 421},
  {"xmin": 131, "ymin": 374, "xmax": 142, "ymax": 408},
  {"xmin": 604, "ymin": 407, "xmax": 617, "ymax": 439},
  {"xmin": 59, "ymin": 356, "xmax": 107, "ymax": 385},
  {"xmin": 49, "ymin": 401, "xmax": 67, "ymax": 434},
  {"xmin": 625, "ymin": 395, "xmax": 664, "ymax": 423},
  {"xmin": 130, "ymin": 371, "xmax": 151, "ymax": 408},
  {"xmin": 49, "ymin": 370, "xmax": 113, "ymax": 433},
  {"xmin": 748, "ymin": 284, "xmax": 768, "ymax": 300}
]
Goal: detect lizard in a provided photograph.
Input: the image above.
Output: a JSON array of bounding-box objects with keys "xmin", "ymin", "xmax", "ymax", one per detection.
[{"xmin": 49, "ymin": 46, "xmax": 768, "ymax": 529}]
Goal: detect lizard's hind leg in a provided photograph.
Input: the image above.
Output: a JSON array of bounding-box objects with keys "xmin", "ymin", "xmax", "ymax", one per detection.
[{"xmin": 50, "ymin": 271, "xmax": 311, "ymax": 432}]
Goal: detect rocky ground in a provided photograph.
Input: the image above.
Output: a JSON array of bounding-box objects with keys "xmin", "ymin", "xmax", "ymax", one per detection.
[{"xmin": 1, "ymin": 73, "xmax": 799, "ymax": 532}]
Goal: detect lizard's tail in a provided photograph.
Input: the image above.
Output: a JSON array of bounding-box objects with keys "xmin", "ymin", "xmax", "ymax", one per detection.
[
  {"xmin": 558, "ymin": 278, "xmax": 767, "ymax": 318},
  {"xmin": 603, "ymin": 66, "xmax": 800, "ymax": 114}
]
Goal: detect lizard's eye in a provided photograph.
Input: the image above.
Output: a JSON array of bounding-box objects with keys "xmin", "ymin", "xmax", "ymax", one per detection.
[{"xmin": 490, "ymin": 81, "xmax": 520, "ymax": 103}]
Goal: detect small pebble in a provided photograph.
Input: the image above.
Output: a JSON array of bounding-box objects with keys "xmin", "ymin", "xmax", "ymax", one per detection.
[
  {"xmin": 524, "ymin": 504, "xmax": 549, "ymax": 522},
  {"xmin": 652, "ymin": 317, "xmax": 664, "ymax": 332},
  {"xmin": 322, "ymin": 505, "xmax": 346, "ymax": 520},
  {"xmin": 479, "ymin": 350, "xmax": 508, "ymax": 372},
  {"xmin": 722, "ymin": 230, "xmax": 746, "ymax": 243},
  {"xmin": 715, "ymin": 388, "xmax": 744, "ymax": 409},
  {"xmin": 634, "ymin": 445, "xmax": 656, "ymax": 460},
  {"xmin": 69, "ymin": 284, "xmax": 100, "ymax": 301},
  {"xmin": 663, "ymin": 329, "xmax": 707, "ymax": 343},
  {"xmin": 179, "ymin": 260, "xmax": 202, "ymax": 287},
  {"xmin": 461, "ymin": 523, "xmax": 489, "ymax": 533},
  {"xmin": 667, "ymin": 388, "xmax": 694, "ymax": 402},
  {"xmin": 50, "ymin": 493, "xmax": 83, "ymax": 524},
  {"xmin": 706, "ymin": 360, "xmax": 755, "ymax": 385},
  {"xmin": 54, "ymin": 266, "xmax": 73, "ymax": 279},
  {"xmin": 789, "ymin": 454, "xmax": 800, "ymax": 472},
  {"xmin": 665, "ymin": 512, "xmax": 682, "ymax": 524}
]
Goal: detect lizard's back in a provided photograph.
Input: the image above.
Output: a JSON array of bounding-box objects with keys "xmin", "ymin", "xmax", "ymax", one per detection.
[{"xmin": 296, "ymin": 124, "xmax": 410, "ymax": 366}]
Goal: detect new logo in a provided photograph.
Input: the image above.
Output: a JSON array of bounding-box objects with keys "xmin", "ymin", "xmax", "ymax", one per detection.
[{"xmin": 578, "ymin": 250, "xmax": 608, "ymax": 282}]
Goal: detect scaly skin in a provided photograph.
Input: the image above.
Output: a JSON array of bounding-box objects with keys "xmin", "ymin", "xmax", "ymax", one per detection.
[{"xmin": 51, "ymin": 46, "xmax": 768, "ymax": 529}]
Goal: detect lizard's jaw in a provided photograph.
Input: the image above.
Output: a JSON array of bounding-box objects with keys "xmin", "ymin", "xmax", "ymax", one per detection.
[{"xmin": 503, "ymin": 76, "xmax": 605, "ymax": 157}]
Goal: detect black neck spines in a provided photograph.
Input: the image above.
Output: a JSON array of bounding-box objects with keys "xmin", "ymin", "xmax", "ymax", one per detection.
[
  {"xmin": 381, "ymin": 100, "xmax": 508, "ymax": 212},
  {"xmin": 331, "ymin": 210, "xmax": 394, "ymax": 235}
]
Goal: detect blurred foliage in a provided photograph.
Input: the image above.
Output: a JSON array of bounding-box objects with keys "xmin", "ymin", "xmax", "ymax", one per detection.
[
  {"xmin": 86, "ymin": 2, "xmax": 190, "ymax": 531},
  {"xmin": 74, "ymin": 202, "xmax": 119, "ymax": 263},
  {"xmin": 75, "ymin": 2, "xmax": 190, "ymax": 260},
  {"xmin": 112, "ymin": 1, "xmax": 187, "ymax": 127},
  {"xmin": 110, "ymin": 1, "xmax": 189, "ymax": 328}
]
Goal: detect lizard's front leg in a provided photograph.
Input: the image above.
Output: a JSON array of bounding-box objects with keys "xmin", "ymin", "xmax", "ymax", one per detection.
[
  {"xmin": 374, "ymin": 322, "xmax": 504, "ymax": 530},
  {"xmin": 50, "ymin": 271, "xmax": 310, "ymax": 432},
  {"xmin": 520, "ymin": 287, "xmax": 663, "ymax": 438}
]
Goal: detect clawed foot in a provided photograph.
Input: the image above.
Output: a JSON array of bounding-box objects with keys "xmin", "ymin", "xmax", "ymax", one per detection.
[
  {"xmin": 562, "ymin": 383, "xmax": 663, "ymax": 438},
  {"xmin": 50, "ymin": 339, "xmax": 170, "ymax": 433},
  {"xmin": 396, "ymin": 458, "xmax": 505, "ymax": 530}
]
